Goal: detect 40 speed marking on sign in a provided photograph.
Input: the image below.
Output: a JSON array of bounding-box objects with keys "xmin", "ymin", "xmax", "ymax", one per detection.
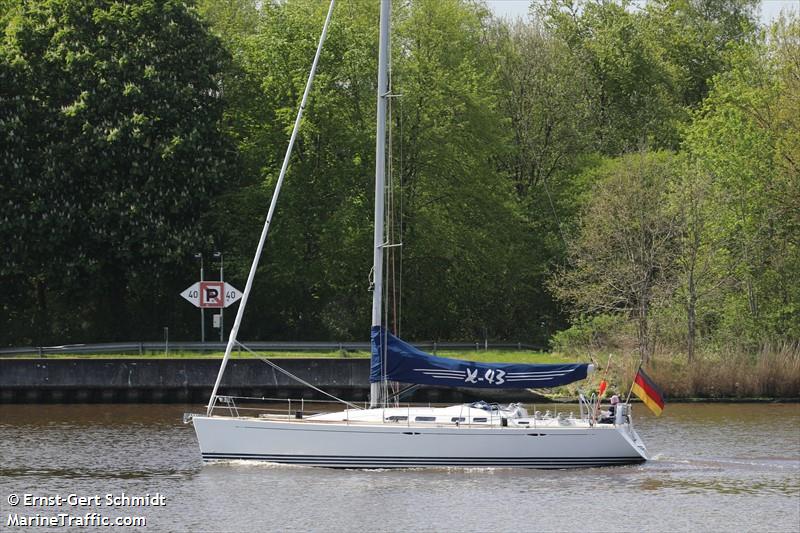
[{"xmin": 180, "ymin": 282, "xmax": 242, "ymax": 308}]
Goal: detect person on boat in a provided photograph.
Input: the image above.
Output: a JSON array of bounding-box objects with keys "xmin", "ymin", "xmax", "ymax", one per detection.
[{"xmin": 600, "ymin": 395, "xmax": 620, "ymax": 424}]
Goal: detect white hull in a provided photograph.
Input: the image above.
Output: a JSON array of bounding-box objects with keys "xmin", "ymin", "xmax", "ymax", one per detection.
[{"xmin": 191, "ymin": 406, "xmax": 648, "ymax": 469}]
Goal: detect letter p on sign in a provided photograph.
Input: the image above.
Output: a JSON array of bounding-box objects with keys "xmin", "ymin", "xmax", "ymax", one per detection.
[{"xmin": 200, "ymin": 281, "xmax": 225, "ymax": 308}]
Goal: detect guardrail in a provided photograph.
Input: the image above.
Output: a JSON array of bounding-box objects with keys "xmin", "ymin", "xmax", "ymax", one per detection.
[{"xmin": 0, "ymin": 340, "xmax": 544, "ymax": 357}]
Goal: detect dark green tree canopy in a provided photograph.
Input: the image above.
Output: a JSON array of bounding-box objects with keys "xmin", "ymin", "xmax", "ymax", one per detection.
[{"xmin": 0, "ymin": 0, "xmax": 234, "ymax": 342}]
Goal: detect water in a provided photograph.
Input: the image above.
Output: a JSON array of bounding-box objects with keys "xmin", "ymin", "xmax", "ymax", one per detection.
[{"xmin": 1, "ymin": 403, "xmax": 798, "ymax": 532}]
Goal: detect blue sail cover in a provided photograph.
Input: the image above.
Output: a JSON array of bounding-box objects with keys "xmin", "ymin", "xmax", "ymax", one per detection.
[{"xmin": 370, "ymin": 327, "xmax": 590, "ymax": 389}]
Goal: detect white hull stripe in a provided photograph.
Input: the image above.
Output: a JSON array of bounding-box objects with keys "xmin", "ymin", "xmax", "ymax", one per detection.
[{"xmin": 507, "ymin": 371, "xmax": 574, "ymax": 376}]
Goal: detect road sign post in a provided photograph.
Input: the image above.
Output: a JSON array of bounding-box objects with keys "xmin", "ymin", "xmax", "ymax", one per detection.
[
  {"xmin": 214, "ymin": 251, "xmax": 224, "ymax": 341},
  {"xmin": 194, "ymin": 253, "xmax": 205, "ymax": 343}
]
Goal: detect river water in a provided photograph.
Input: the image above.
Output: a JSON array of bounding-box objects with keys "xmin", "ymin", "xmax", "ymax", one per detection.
[{"xmin": 1, "ymin": 403, "xmax": 798, "ymax": 532}]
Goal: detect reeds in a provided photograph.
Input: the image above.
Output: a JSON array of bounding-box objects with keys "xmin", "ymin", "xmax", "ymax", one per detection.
[{"xmin": 640, "ymin": 342, "xmax": 800, "ymax": 399}]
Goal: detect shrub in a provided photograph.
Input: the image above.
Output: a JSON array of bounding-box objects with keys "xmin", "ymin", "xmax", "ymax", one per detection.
[{"xmin": 550, "ymin": 314, "xmax": 629, "ymax": 356}]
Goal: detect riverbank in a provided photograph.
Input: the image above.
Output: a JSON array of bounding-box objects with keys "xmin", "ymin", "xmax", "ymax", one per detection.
[
  {"xmin": 558, "ymin": 343, "xmax": 800, "ymax": 401},
  {"xmin": 1, "ymin": 354, "xmax": 797, "ymax": 404},
  {"xmin": 0, "ymin": 357, "xmax": 554, "ymax": 404}
]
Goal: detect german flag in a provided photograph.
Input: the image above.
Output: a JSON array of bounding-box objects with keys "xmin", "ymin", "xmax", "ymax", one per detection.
[{"xmin": 631, "ymin": 368, "xmax": 665, "ymax": 416}]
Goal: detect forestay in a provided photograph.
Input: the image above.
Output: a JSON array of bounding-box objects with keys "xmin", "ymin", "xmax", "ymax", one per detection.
[{"xmin": 370, "ymin": 327, "xmax": 590, "ymax": 389}]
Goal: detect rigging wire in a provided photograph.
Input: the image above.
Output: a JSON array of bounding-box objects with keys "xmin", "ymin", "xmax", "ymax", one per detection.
[
  {"xmin": 381, "ymin": 3, "xmax": 408, "ymax": 406},
  {"xmin": 542, "ymin": 176, "xmax": 569, "ymax": 253},
  {"xmin": 388, "ymin": 61, "xmax": 396, "ymax": 336},
  {"xmin": 384, "ymin": 97, "xmax": 393, "ymax": 405},
  {"xmin": 236, "ymin": 342, "xmax": 363, "ymax": 411},
  {"xmin": 385, "ymin": 70, "xmax": 393, "ymax": 406},
  {"xmin": 398, "ymin": 92, "xmax": 404, "ymax": 338}
]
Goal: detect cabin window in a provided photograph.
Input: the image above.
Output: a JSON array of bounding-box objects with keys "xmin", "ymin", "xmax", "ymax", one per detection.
[
  {"xmin": 472, "ymin": 417, "xmax": 487, "ymax": 423},
  {"xmin": 517, "ymin": 421, "xmax": 530, "ymax": 425},
  {"xmin": 385, "ymin": 416, "xmax": 408, "ymax": 422},
  {"xmin": 450, "ymin": 417, "xmax": 466, "ymax": 422},
  {"xmin": 415, "ymin": 416, "xmax": 436, "ymax": 422}
]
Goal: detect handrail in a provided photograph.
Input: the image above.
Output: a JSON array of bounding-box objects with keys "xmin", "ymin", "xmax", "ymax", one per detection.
[{"xmin": 0, "ymin": 340, "xmax": 547, "ymax": 357}]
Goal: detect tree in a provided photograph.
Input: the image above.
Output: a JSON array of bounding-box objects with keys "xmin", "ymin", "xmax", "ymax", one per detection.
[
  {"xmin": 549, "ymin": 151, "xmax": 680, "ymax": 361},
  {"xmin": 489, "ymin": 18, "xmax": 592, "ymax": 199},
  {"xmin": 684, "ymin": 17, "xmax": 800, "ymax": 344},
  {"xmin": 390, "ymin": 0, "xmax": 541, "ymax": 340},
  {"xmin": 0, "ymin": 0, "xmax": 234, "ymax": 343},
  {"xmin": 201, "ymin": 0, "xmax": 380, "ymax": 340},
  {"xmin": 540, "ymin": 0, "xmax": 685, "ymax": 153},
  {"xmin": 668, "ymin": 161, "xmax": 730, "ymax": 361},
  {"xmin": 205, "ymin": 0, "xmax": 549, "ymax": 342},
  {"xmin": 644, "ymin": 0, "xmax": 759, "ymax": 106}
]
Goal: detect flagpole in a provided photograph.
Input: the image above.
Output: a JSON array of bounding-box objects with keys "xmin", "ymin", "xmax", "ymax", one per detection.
[
  {"xmin": 592, "ymin": 354, "xmax": 613, "ymax": 422},
  {"xmin": 625, "ymin": 359, "xmax": 644, "ymax": 405}
]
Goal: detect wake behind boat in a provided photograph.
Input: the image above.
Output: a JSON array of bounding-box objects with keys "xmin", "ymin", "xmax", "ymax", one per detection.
[{"xmin": 188, "ymin": 0, "xmax": 649, "ymax": 469}]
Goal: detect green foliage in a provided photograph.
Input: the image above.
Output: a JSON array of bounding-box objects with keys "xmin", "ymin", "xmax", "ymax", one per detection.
[
  {"xmin": 683, "ymin": 19, "xmax": 800, "ymax": 345},
  {"xmin": 0, "ymin": 0, "xmax": 234, "ymax": 342},
  {"xmin": 550, "ymin": 313, "xmax": 629, "ymax": 355},
  {"xmin": 490, "ymin": 18, "xmax": 592, "ymax": 198},
  {"xmin": 643, "ymin": 0, "xmax": 759, "ymax": 106},
  {"xmin": 549, "ymin": 151, "xmax": 681, "ymax": 360},
  {"xmin": 203, "ymin": 0, "xmax": 551, "ymax": 342},
  {"xmin": 0, "ymin": 0, "xmax": 795, "ymax": 357},
  {"xmin": 200, "ymin": 0, "xmax": 379, "ymax": 340},
  {"xmin": 550, "ymin": 13, "xmax": 798, "ymax": 359},
  {"xmin": 390, "ymin": 0, "xmax": 537, "ymax": 340},
  {"xmin": 539, "ymin": 0, "xmax": 681, "ymax": 152},
  {"xmin": 537, "ymin": 0, "xmax": 759, "ymax": 153}
]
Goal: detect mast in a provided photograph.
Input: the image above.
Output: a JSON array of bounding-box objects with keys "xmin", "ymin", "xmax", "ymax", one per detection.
[
  {"xmin": 369, "ymin": 0, "xmax": 391, "ymax": 408},
  {"xmin": 206, "ymin": 0, "xmax": 337, "ymax": 416}
]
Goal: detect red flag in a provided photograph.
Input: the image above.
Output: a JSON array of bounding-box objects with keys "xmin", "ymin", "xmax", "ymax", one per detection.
[{"xmin": 598, "ymin": 379, "xmax": 608, "ymax": 398}]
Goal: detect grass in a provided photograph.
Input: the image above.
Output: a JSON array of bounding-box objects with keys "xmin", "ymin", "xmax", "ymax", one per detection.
[
  {"xmin": 647, "ymin": 342, "xmax": 800, "ymax": 399},
  {"xmin": 4, "ymin": 350, "xmax": 363, "ymax": 359},
  {"xmin": 5, "ymin": 349, "xmax": 573, "ymax": 363},
  {"xmin": 434, "ymin": 350, "xmax": 572, "ymax": 364},
  {"xmin": 553, "ymin": 341, "xmax": 800, "ymax": 400}
]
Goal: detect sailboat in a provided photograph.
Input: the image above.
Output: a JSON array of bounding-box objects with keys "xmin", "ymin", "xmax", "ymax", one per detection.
[{"xmin": 188, "ymin": 0, "xmax": 648, "ymax": 468}]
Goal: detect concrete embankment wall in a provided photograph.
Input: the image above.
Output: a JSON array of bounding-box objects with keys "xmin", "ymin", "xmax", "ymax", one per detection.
[
  {"xmin": 0, "ymin": 359, "xmax": 369, "ymax": 404},
  {"xmin": 0, "ymin": 358, "xmax": 544, "ymax": 404}
]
